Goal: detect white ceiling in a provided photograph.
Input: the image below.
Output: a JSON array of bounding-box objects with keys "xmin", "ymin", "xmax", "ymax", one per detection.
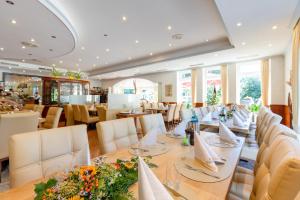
[{"xmin": 0, "ymin": 0, "xmax": 299, "ymax": 80}]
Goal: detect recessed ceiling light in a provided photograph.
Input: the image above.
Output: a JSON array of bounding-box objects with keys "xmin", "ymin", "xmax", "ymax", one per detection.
[
  {"xmin": 0, "ymin": 47, "xmax": 4, "ymax": 51},
  {"xmin": 122, "ymin": 16, "xmax": 127, "ymax": 21},
  {"xmin": 105, "ymin": 48, "xmax": 110, "ymax": 52},
  {"xmin": 241, "ymin": 42, "xmax": 246, "ymax": 46},
  {"xmin": 135, "ymin": 40, "xmax": 139, "ymax": 44},
  {"xmin": 22, "ymin": 46, "xmax": 26, "ymax": 49},
  {"xmin": 96, "ymin": 56, "xmax": 100, "ymax": 59},
  {"xmin": 59, "ymin": 60, "xmax": 63, "ymax": 64},
  {"xmin": 272, "ymin": 25, "xmax": 278, "ymax": 30},
  {"xmin": 11, "ymin": 19, "xmax": 16, "ymax": 24},
  {"xmin": 128, "ymin": 57, "xmax": 132, "ymax": 60},
  {"xmin": 149, "ymin": 52, "xmax": 153, "ymax": 56},
  {"xmin": 30, "ymin": 38, "xmax": 35, "ymax": 42},
  {"xmin": 236, "ymin": 22, "xmax": 242, "ymax": 27},
  {"xmin": 78, "ymin": 58, "xmax": 82, "ymax": 62},
  {"xmin": 168, "ymin": 43, "xmax": 173, "ymax": 47},
  {"xmin": 23, "ymin": 70, "xmax": 26, "ymax": 73},
  {"xmin": 268, "ymin": 43, "xmax": 273, "ymax": 47},
  {"xmin": 167, "ymin": 25, "xmax": 172, "ymax": 30},
  {"xmin": 81, "ymin": 46, "xmax": 85, "ymax": 50},
  {"xmin": 51, "ymin": 35, "xmax": 56, "ymax": 39},
  {"xmin": 205, "ymin": 39, "xmax": 209, "ymax": 42},
  {"xmin": 39, "ymin": 70, "xmax": 42, "ymax": 72},
  {"xmin": 9, "ymin": 66, "xmax": 12, "ymax": 69},
  {"xmin": 22, "ymin": 59, "xmax": 25, "ymax": 62},
  {"xmin": 6, "ymin": 1, "xmax": 14, "ymax": 5},
  {"xmin": 93, "ymin": 64, "xmax": 96, "ymax": 67},
  {"xmin": 214, "ymin": 53, "xmax": 219, "ymax": 56}
]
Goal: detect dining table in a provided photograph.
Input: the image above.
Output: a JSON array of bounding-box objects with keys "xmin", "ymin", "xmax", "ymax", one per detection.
[{"xmin": 0, "ymin": 131, "xmax": 245, "ymax": 200}]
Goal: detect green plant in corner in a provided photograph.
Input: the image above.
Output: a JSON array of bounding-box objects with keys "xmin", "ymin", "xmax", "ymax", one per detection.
[{"xmin": 74, "ymin": 71, "xmax": 82, "ymax": 80}]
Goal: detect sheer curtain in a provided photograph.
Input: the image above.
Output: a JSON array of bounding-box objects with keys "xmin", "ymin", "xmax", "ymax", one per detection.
[
  {"xmin": 291, "ymin": 20, "xmax": 300, "ymax": 131},
  {"xmin": 221, "ymin": 64, "xmax": 228, "ymax": 105},
  {"xmin": 261, "ymin": 59, "xmax": 270, "ymax": 106},
  {"xmin": 191, "ymin": 69, "xmax": 197, "ymax": 105}
]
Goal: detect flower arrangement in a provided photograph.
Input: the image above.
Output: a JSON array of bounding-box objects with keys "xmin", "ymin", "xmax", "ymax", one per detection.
[{"xmin": 34, "ymin": 157, "xmax": 157, "ymax": 200}]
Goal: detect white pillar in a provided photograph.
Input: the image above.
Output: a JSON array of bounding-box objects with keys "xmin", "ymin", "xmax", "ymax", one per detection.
[{"xmin": 227, "ymin": 63, "xmax": 239, "ymax": 104}]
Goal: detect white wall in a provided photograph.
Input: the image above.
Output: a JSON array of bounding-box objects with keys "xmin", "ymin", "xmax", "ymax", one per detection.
[
  {"xmin": 227, "ymin": 63, "xmax": 239, "ymax": 104},
  {"xmin": 284, "ymin": 39, "xmax": 292, "ymax": 105},
  {"xmin": 270, "ymin": 55, "xmax": 286, "ymax": 105},
  {"xmin": 101, "ymin": 71, "xmax": 178, "ymax": 102},
  {"xmin": 89, "ymin": 79, "xmax": 102, "ymax": 88}
]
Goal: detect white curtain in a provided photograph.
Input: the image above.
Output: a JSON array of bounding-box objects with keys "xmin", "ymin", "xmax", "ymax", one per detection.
[
  {"xmin": 221, "ymin": 64, "xmax": 228, "ymax": 105},
  {"xmin": 191, "ymin": 69, "xmax": 197, "ymax": 105},
  {"xmin": 261, "ymin": 59, "xmax": 270, "ymax": 106},
  {"xmin": 291, "ymin": 20, "xmax": 300, "ymax": 131}
]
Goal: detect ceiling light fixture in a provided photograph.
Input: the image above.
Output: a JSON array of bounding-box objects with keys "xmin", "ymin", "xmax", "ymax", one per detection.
[
  {"xmin": 168, "ymin": 43, "xmax": 173, "ymax": 47},
  {"xmin": 214, "ymin": 53, "xmax": 219, "ymax": 56},
  {"xmin": 149, "ymin": 52, "xmax": 153, "ymax": 56},
  {"xmin": 9, "ymin": 67, "xmax": 12, "ymax": 69},
  {"xmin": 135, "ymin": 40, "xmax": 139, "ymax": 44},
  {"xmin": 128, "ymin": 57, "xmax": 132, "ymax": 60},
  {"xmin": 22, "ymin": 46, "xmax": 26, "ymax": 49},
  {"xmin": 167, "ymin": 25, "xmax": 172, "ymax": 30},
  {"xmin": 236, "ymin": 22, "xmax": 242, "ymax": 27},
  {"xmin": 78, "ymin": 58, "xmax": 82, "ymax": 62},
  {"xmin": 59, "ymin": 60, "xmax": 63, "ymax": 64},
  {"xmin": 96, "ymin": 56, "xmax": 100, "ymax": 59},
  {"xmin": 93, "ymin": 64, "xmax": 96, "ymax": 67},
  {"xmin": 0, "ymin": 47, "xmax": 4, "ymax": 51},
  {"xmin": 105, "ymin": 48, "xmax": 110, "ymax": 52},
  {"xmin": 205, "ymin": 39, "xmax": 209, "ymax": 42},
  {"xmin": 268, "ymin": 43, "xmax": 273, "ymax": 47},
  {"xmin": 81, "ymin": 46, "xmax": 85, "ymax": 50},
  {"xmin": 23, "ymin": 70, "xmax": 26, "ymax": 73},
  {"xmin": 272, "ymin": 25, "xmax": 278, "ymax": 30},
  {"xmin": 122, "ymin": 16, "xmax": 127, "ymax": 21},
  {"xmin": 22, "ymin": 59, "xmax": 25, "ymax": 62},
  {"xmin": 30, "ymin": 38, "xmax": 35, "ymax": 42},
  {"xmin": 241, "ymin": 42, "xmax": 246, "ymax": 46},
  {"xmin": 39, "ymin": 70, "xmax": 42, "ymax": 73},
  {"xmin": 11, "ymin": 19, "xmax": 16, "ymax": 24}
]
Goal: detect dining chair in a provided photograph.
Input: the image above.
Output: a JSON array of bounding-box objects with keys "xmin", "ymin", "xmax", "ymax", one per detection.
[
  {"xmin": 96, "ymin": 118, "xmax": 138, "ymax": 154},
  {"xmin": 22, "ymin": 104, "xmax": 35, "ymax": 111},
  {"xmin": 40, "ymin": 107, "xmax": 63, "ymax": 129},
  {"xmin": 63, "ymin": 104, "xmax": 74, "ymax": 126},
  {"xmin": 163, "ymin": 104, "xmax": 176, "ymax": 130},
  {"xmin": 9, "ymin": 125, "xmax": 90, "ymax": 188},
  {"xmin": 173, "ymin": 103, "xmax": 182, "ymax": 124},
  {"xmin": 79, "ymin": 105, "xmax": 99, "ymax": 125},
  {"xmin": 96, "ymin": 106, "xmax": 107, "ymax": 122},
  {"xmin": 140, "ymin": 113, "xmax": 167, "ymax": 136},
  {"xmin": 0, "ymin": 112, "xmax": 39, "ymax": 182},
  {"xmin": 33, "ymin": 105, "xmax": 45, "ymax": 117},
  {"xmin": 229, "ymin": 135, "xmax": 300, "ymax": 200},
  {"xmin": 72, "ymin": 104, "xmax": 82, "ymax": 124},
  {"xmin": 179, "ymin": 109, "xmax": 193, "ymax": 122}
]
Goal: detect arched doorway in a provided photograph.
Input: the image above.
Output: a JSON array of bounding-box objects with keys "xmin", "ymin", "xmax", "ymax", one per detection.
[{"xmin": 113, "ymin": 78, "xmax": 158, "ymax": 102}]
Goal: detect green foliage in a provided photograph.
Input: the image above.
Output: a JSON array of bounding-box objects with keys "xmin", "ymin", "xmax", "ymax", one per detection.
[
  {"xmin": 206, "ymin": 85, "xmax": 221, "ymax": 105},
  {"xmin": 66, "ymin": 71, "xmax": 82, "ymax": 80},
  {"xmin": 51, "ymin": 68, "xmax": 63, "ymax": 77},
  {"xmin": 240, "ymin": 77, "xmax": 261, "ymax": 101},
  {"xmin": 249, "ymin": 103, "xmax": 261, "ymax": 113},
  {"xmin": 34, "ymin": 178, "xmax": 57, "ymax": 200}
]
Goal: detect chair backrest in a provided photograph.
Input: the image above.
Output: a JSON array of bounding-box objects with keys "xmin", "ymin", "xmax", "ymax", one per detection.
[
  {"xmin": 180, "ymin": 109, "xmax": 193, "ymax": 121},
  {"xmin": 64, "ymin": 104, "xmax": 74, "ymax": 126},
  {"xmin": 193, "ymin": 107, "xmax": 203, "ymax": 120},
  {"xmin": 257, "ymin": 112, "xmax": 282, "ymax": 146},
  {"xmin": 173, "ymin": 103, "xmax": 182, "ymax": 121},
  {"xmin": 96, "ymin": 106, "xmax": 107, "ymax": 122},
  {"xmin": 23, "ymin": 104, "xmax": 35, "ymax": 111},
  {"xmin": 165, "ymin": 104, "xmax": 176, "ymax": 122},
  {"xmin": 33, "ymin": 105, "xmax": 44, "ymax": 117},
  {"xmin": 96, "ymin": 118, "xmax": 138, "ymax": 154},
  {"xmin": 140, "ymin": 113, "xmax": 167, "ymax": 135},
  {"xmin": 151, "ymin": 102, "xmax": 158, "ymax": 109},
  {"xmin": 0, "ymin": 112, "xmax": 39, "ymax": 159},
  {"xmin": 255, "ymin": 106, "xmax": 270, "ymax": 136},
  {"xmin": 72, "ymin": 104, "xmax": 81, "ymax": 121},
  {"xmin": 79, "ymin": 105, "xmax": 90, "ymax": 123},
  {"xmin": 9, "ymin": 125, "xmax": 90, "ymax": 188},
  {"xmin": 250, "ymin": 136, "xmax": 300, "ymax": 200},
  {"xmin": 43, "ymin": 107, "xmax": 63, "ymax": 129},
  {"xmin": 254, "ymin": 123, "xmax": 298, "ymax": 174},
  {"xmin": 200, "ymin": 106, "xmax": 209, "ymax": 117}
]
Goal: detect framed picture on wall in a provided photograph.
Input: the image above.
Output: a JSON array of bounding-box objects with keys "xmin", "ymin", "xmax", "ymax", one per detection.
[{"xmin": 165, "ymin": 84, "xmax": 172, "ymax": 97}]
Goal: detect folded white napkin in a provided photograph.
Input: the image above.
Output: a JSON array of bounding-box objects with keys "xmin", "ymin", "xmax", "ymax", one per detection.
[
  {"xmin": 202, "ymin": 113, "xmax": 212, "ymax": 122},
  {"xmin": 211, "ymin": 111, "xmax": 219, "ymax": 119},
  {"xmin": 173, "ymin": 120, "xmax": 188, "ymax": 136},
  {"xmin": 235, "ymin": 111, "xmax": 246, "ymax": 121},
  {"xmin": 233, "ymin": 113, "xmax": 246, "ymax": 127},
  {"xmin": 141, "ymin": 129, "xmax": 158, "ymax": 146},
  {"xmin": 138, "ymin": 157, "xmax": 173, "ymax": 200},
  {"xmin": 219, "ymin": 122, "xmax": 238, "ymax": 144},
  {"xmin": 194, "ymin": 133, "xmax": 219, "ymax": 172}
]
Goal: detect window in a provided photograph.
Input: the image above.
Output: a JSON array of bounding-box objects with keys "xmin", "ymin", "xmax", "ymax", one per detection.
[
  {"xmin": 237, "ymin": 60, "xmax": 261, "ymax": 105},
  {"xmin": 204, "ymin": 66, "xmax": 221, "ymax": 105},
  {"xmin": 113, "ymin": 78, "xmax": 158, "ymax": 102},
  {"xmin": 177, "ymin": 70, "xmax": 192, "ymax": 104}
]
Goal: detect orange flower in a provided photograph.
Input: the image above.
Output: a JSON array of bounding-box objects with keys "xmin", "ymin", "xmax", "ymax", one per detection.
[
  {"xmin": 124, "ymin": 162, "xmax": 134, "ymax": 169},
  {"xmin": 112, "ymin": 163, "xmax": 120, "ymax": 170},
  {"xmin": 80, "ymin": 166, "xmax": 96, "ymax": 177}
]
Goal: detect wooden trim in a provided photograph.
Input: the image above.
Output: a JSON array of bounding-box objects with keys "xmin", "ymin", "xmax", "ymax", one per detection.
[
  {"xmin": 270, "ymin": 104, "xmax": 291, "ymax": 128},
  {"xmin": 194, "ymin": 102, "xmax": 204, "ymax": 107}
]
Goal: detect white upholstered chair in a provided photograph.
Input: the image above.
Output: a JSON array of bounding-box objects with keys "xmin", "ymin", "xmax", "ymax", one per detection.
[
  {"xmin": 173, "ymin": 103, "xmax": 182, "ymax": 123},
  {"xmin": 96, "ymin": 118, "xmax": 138, "ymax": 154},
  {"xmin": 40, "ymin": 107, "xmax": 63, "ymax": 129},
  {"xmin": 9, "ymin": 124, "xmax": 90, "ymax": 188},
  {"xmin": 163, "ymin": 104, "xmax": 176, "ymax": 129},
  {"xmin": 0, "ymin": 112, "xmax": 39, "ymax": 177},
  {"xmin": 140, "ymin": 113, "xmax": 167, "ymax": 135},
  {"xmin": 79, "ymin": 105, "xmax": 99, "ymax": 125}
]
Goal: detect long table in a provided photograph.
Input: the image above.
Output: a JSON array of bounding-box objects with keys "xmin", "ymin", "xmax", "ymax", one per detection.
[{"xmin": 0, "ymin": 132, "xmax": 244, "ymax": 200}]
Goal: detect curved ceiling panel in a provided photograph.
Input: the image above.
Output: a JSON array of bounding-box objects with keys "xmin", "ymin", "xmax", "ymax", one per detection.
[{"xmin": 0, "ymin": 0, "xmax": 76, "ymax": 62}]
